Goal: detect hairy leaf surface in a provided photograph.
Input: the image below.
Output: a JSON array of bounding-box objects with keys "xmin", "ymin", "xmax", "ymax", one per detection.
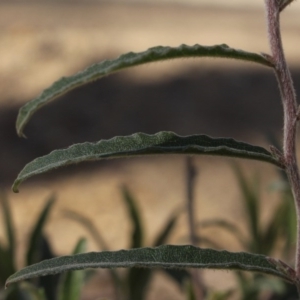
[
  {"xmin": 12, "ymin": 132, "xmax": 280, "ymax": 192},
  {"xmin": 16, "ymin": 44, "xmax": 273, "ymax": 136},
  {"xmin": 6, "ymin": 245, "xmax": 291, "ymax": 286},
  {"xmin": 58, "ymin": 238, "xmax": 87, "ymax": 300}
]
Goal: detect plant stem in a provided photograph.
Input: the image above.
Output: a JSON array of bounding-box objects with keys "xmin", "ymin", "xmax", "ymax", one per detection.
[
  {"xmin": 186, "ymin": 157, "xmax": 205, "ymax": 299},
  {"xmin": 265, "ymin": 0, "xmax": 300, "ymax": 282},
  {"xmin": 187, "ymin": 157, "xmax": 198, "ymax": 246}
]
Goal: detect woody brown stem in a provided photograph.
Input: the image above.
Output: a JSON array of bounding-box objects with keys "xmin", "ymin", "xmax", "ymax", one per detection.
[{"xmin": 265, "ymin": 0, "xmax": 300, "ymax": 282}]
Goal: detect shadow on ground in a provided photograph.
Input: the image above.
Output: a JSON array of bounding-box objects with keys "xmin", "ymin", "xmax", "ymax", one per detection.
[{"xmin": 1, "ymin": 66, "xmax": 295, "ymax": 187}]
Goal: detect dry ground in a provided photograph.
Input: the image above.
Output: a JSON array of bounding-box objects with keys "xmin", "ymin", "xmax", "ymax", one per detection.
[{"xmin": 0, "ymin": 2, "xmax": 300, "ymax": 299}]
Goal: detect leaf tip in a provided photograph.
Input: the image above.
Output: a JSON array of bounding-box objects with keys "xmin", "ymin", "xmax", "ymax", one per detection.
[
  {"xmin": 16, "ymin": 108, "xmax": 28, "ymax": 138},
  {"xmin": 19, "ymin": 132, "xmax": 27, "ymax": 139},
  {"xmin": 5, "ymin": 277, "xmax": 11, "ymax": 289},
  {"xmin": 16, "ymin": 126, "xmax": 26, "ymax": 138},
  {"xmin": 12, "ymin": 181, "xmax": 20, "ymax": 193}
]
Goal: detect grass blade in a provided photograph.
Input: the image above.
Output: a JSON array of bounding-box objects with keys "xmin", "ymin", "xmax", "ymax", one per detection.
[
  {"xmin": 26, "ymin": 195, "xmax": 55, "ymax": 266},
  {"xmin": 127, "ymin": 268, "xmax": 152, "ymax": 300},
  {"xmin": 0, "ymin": 247, "xmax": 15, "ymax": 286},
  {"xmin": 6, "ymin": 245, "xmax": 292, "ymax": 287},
  {"xmin": 16, "ymin": 44, "xmax": 273, "ymax": 137},
  {"xmin": 121, "ymin": 186, "xmax": 150, "ymax": 299},
  {"xmin": 62, "ymin": 210, "xmax": 122, "ymax": 299},
  {"xmin": 153, "ymin": 209, "xmax": 191, "ymax": 288},
  {"xmin": 58, "ymin": 238, "xmax": 87, "ymax": 300},
  {"xmin": 0, "ymin": 191, "xmax": 15, "ymax": 261},
  {"xmin": 35, "ymin": 236, "xmax": 60, "ymax": 300},
  {"xmin": 122, "ymin": 187, "xmax": 143, "ymax": 249},
  {"xmin": 12, "ymin": 132, "xmax": 281, "ymax": 192},
  {"xmin": 198, "ymin": 219, "xmax": 248, "ymax": 249},
  {"xmin": 153, "ymin": 209, "xmax": 180, "ymax": 247},
  {"xmin": 262, "ymin": 193, "xmax": 296, "ymax": 256},
  {"xmin": 63, "ymin": 210, "xmax": 109, "ymax": 250},
  {"xmin": 232, "ymin": 164, "xmax": 260, "ymax": 252},
  {"xmin": 0, "ymin": 192, "xmax": 15, "ymax": 284}
]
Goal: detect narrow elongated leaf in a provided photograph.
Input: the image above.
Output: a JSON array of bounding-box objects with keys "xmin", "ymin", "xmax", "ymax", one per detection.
[
  {"xmin": 36, "ymin": 236, "xmax": 61, "ymax": 300},
  {"xmin": 122, "ymin": 186, "xmax": 144, "ymax": 249},
  {"xmin": 26, "ymin": 196, "xmax": 55, "ymax": 266},
  {"xmin": 127, "ymin": 268, "xmax": 152, "ymax": 300},
  {"xmin": 16, "ymin": 44, "xmax": 273, "ymax": 137},
  {"xmin": 0, "ymin": 192, "xmax": 15, "ymax": 260},
  {"xmin": 186, "ymin": 280, "xmax": 197, "ymax": 300},
  {"xmin": 122, "ymin": 186, "xmax": 149, "ymax": 300},
  {"xmin": 63, "ymin": 210, "xmax": 109, "ymax": 250},
  {"xmin": 63, "ymin": 210, "xmax": 123, "ymax": 299},
  {"xmin": 58, "ymin": 238, "xmax": 87, "ymax": 300},
  {"xmin": 232, "ymin": 164, "xmax": 261, "ymax": 253},
  {"xmin": 153, "ymin": 209, "xmax": 180, "ymax": 247},
  {"xmin": 0, "ymin": 192, "xmax": 15, "ymax": 285},
  {"xmin": 0, "ymin": 247, "xmax": 15, "ymax": 285},
  {"xmin": 155, "ymin": 211, "xmax": 191, "ymax": 287},
  {"xmin": 195, "ymin": 236, "xmax": 224, "ymax": 249},
  {"xmin": 197, "ymin": 219, "xmax": 248, "ymax": 249},
  {"xmin": 12, "ymin": 132, "xmax": 280, "ymax": 192},
  {"xmin": 5, "ymin": 245, "xmax": 292, "ymax": 287}
]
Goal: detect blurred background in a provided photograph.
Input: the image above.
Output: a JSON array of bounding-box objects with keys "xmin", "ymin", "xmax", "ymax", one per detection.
[{"xmin": 0, "ymin": 0, "xmax": 300, "ymax": 299}]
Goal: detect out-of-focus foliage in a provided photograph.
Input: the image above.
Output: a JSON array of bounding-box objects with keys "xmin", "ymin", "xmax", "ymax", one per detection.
[{"xmin": 0, "ymin": 193, "xmax": 88, "ymax": 300}]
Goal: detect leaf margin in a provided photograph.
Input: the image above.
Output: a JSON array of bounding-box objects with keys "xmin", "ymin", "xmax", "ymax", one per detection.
[
  {"xmin": 5, "ymin": 245, "xmax": 293, "ymax": 287},
  {"xmin": 16, "ymin": 44, "xmax": 274, "ymax": 137},
  {"xmin": 12, "ymin": 132, "xmax": 281, "ymax": 193}
]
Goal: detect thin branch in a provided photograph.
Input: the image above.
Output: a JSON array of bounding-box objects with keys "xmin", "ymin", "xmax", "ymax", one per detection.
[
  {"xmin": 187, "ymin": 157, "xmax": 198, "ymax": 246},
  {"xmin": 265, "ymin": 0, "xmax": 300, "ymax": 283},
  {"xmin": 279, "ymin": 0, "xmax": 297, "ymax": 12},
  {"xmin": 186, "ymin": 157, "xmax": 205, "ymax": 299}
]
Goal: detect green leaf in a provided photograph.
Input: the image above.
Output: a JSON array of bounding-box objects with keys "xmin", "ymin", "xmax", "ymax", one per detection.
[
  {"xmin": 16, "ymin": 44, "xmax": 273, "ymax": 137},
  {"xmin": 207, "ymin": 290, "xmax": 235, "ymax": 300},
  {"xmin": 197, "ymin": 219, "xmax": 248, "ymax": 249},
  {"xmin": 262, "ymin": 190, "xmax": 296, "ymax": 256},
  {"xmin": 185, "ymin": 280, "xmax": 197, "ymax": 300},
  {"xmin": 0, "ymin": 246, "xmax": 15, "ymax": 285},
  {"xmin": 62, "ymin": 210, "xmax": 122, "ymax": 298},
  {"xmin": 63, "ymin": 210, "xmax": 109, "ymax": 250},
  {"xmin": 260, "ymin": 204, "xmax": 283, "ymax": 256},
  {"xmin": 126, "ymin": 268, "xmax": 152, "ymax": 300},
  {"xmin": 232, "ymin": 164, "xmax": 261, "ymax": 253},
  {"xmin": 4, "ymin": 282, "xmax": 47, "ymax": 300},
  {"xmin": 122, "ymin": 186, "xmax": 150, "ymax": 300},
  {"xmin": 163, "ymin": 268, "xmax": 190, "ymax": 287},
  {"xmin": 58, "ymin": 238, "xmax": 87, "ymax": 300},
  {"xmin": 153, "ymin": 209, "xmax": 180, "ymax": 247},
  {"xmin": 0, "ymin": 191, "xmax": 15, "ymax": 262},
  {"xmin": 196, "ymin": 236, "xmax": 229, "ymax": 250},
  {"xmin": 0, "ymin": 192, "xmax": 15, "ymax": 285},
  {"xmin": 12, "ymin": 132, "xmax": 281, "ymax": 192},
  {"xmin": 26, "ymin": 195, "xmax": 55, "ymax": 266},
  {"xmin": 122, "ymin": 186, "xmax": 144, "ymax": 249},
  {"xmin": 5, "ymin": 245, "xmax": 292, "ymax": 287}
]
